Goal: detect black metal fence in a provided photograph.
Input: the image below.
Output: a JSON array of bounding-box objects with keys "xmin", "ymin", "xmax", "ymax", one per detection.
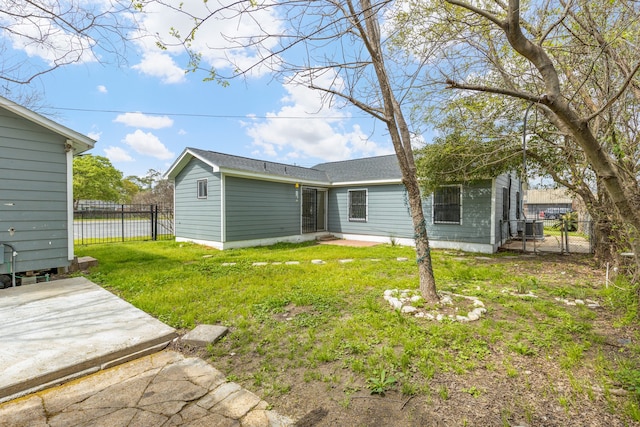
[
  {"xmin": 501, "ymin": 219, "xmax": 593, "ymax": 254},
  {"xmin": 74, "ymin": 203, "xmax": 173, "ymax": 245}
]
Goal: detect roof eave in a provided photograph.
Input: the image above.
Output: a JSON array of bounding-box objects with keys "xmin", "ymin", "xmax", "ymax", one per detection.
[
  {"xmin": 0, "ymin": 96, "xmax": 95, "ymax": 155},
  {"xmin": 331, "ymin": 178, "xmax": 403, "ymax": 186},
  {"xmin": 165, "ymin": 148, "xmax": 221, "ymax": 180}
]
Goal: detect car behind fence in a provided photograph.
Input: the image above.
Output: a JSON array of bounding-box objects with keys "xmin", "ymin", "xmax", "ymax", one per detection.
[{"xmin": 74, "ymin": 203, "xmax": 174, "ymax": 245}]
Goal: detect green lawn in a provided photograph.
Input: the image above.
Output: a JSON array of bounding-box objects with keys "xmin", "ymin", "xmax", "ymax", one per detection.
[{"xmin": 75, "ymin": 240, "xmax": 640, "ymax": 424}]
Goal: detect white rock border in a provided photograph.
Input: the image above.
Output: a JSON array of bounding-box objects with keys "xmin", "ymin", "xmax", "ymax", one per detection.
[{"xmin": 383, "ymin": 289, "xmax": 487, "ymax": 322}]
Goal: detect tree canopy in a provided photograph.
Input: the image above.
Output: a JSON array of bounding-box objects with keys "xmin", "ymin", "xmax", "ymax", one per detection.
[
  {"xmin": 393, "ymin": 0, "xmax": 640, "ymax": 261},
  {"xmin": 73, "ymin": 155, "xmax": 124, "ymax": 207}
]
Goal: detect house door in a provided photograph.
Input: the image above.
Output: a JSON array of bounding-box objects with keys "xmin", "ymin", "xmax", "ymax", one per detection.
[{"xmin": 302, "ymin": 188, "xmax": 327, "ymax": 233}]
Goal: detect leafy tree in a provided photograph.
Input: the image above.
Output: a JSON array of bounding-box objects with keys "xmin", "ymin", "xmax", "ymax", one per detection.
[
  {"xmin": 147, "ymin": 0, "xmax": 440, "ymax": 301},
  {"xmin": 130, "ymin": 169, "xmax": 174, "ymax": 206},
  {"xmin": 394, "ymin": 0, "xmax": 640, "ymax": 270},
  {"xmin": 120, "ymin": 178, "xmax": 141, "ymax": 204},
  {"xmin": 73, "ymin": 155, "xmax": 124, "ymax": 208}
]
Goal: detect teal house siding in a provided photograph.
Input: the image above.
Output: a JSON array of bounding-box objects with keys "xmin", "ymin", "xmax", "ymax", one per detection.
[
  {"xmin": 225, "ymin": 176, "xmax": 300, "ymax": 241},
  {"xmin": 167, "ymin": 149, "xmax": 519, "ymax": 253},
  {"xmin": 174, "ymin": 159, "xmax": 221, "ymax": 242},
  {"xmin": 423, "ymin": 181, "xmax": 493, "ymax": 244},
  {"xmin": 328, "ymin": 184, "xmax": 414, "ymax": 239},
  {"xmin": 0, "ymin": 97, "xmax": 94, "ymax": 275}
]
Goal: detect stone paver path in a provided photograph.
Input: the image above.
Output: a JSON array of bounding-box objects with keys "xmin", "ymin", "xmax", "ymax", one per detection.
[{"xmin": 0, "ymin": 351, "xmax": 293, "ymax": 427}]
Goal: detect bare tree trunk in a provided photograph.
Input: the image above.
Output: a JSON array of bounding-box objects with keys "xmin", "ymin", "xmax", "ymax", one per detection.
[{"xmin": 357, "ymin": 0, "xmax": 439, "ymax": 302}]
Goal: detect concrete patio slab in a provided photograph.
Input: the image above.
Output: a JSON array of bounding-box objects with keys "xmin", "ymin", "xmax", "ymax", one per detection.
[{"xmin": 0, "ymin": 277, "xmax": 177, "ymax": 403}]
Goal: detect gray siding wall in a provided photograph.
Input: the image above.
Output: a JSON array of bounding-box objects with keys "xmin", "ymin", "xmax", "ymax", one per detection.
[
  {"xmin": 423, "ymin": 181, "xmax": 493, "ymax": 244},
  {"xmin": 327, "ymin": 184, "xmax": 414, "ymax": 239},
  {"xmin": 174, "ymin": 159, "xmax": 221, "ymax": 242},
  {"xmin": 0, "ymin": 109, "xmax": 70, "ymax": 273},
  {"xmin": 225, "ymin": 176, "xmax": 300, "ymax": 241}
]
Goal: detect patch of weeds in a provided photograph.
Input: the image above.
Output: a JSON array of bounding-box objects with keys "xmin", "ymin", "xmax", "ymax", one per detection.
[
  {"xmin": 461, "ymin": 386, "xmax": 482, "ymax": 398},
  {"xmin": 557, "ymin": 395, "xmax": 571, "ymax": 413},
  {"xmin": 503, "ymin": 358, "xmax": 519, "ymax": 378},
  {"xmin": 252, "ymin": 297, "xmax": 290, "ymax": 320},
  {"xmin": 367, "ymin": 369, "xmax": 397, "ymax": 395},
  {"xmin": 623, "ymin": 397, "xmax": 640, "ymax": 422},
  {"xmin": 560, "ymin": 342, "xmax": 588, "ymax": 369},
  {"xmin": 500, "ymin": 408, "xmax": 513, "ymax": 427},
  {"xmin": 616, "ymin": 367, "xmax": 640, "ymax": 400},
  {"xmin": 438, "ymin": 385, "xmax": 449, "ymax": 400},
  {"xmin": 304, "ymin": 370, "xmax": 322, "ymax": 382},
  {"xmin": 402, "ymin": 381, "xmax": 418, "ymax": 396},
  {"xmin": 508, "ymin": 341, "xmax": 537, "ymax": 357}
]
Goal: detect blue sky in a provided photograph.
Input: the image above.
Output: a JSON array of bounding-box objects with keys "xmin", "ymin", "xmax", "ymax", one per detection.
[{"xmin": 3, "ymin": 1, "xmax": 421, "ymax": 179}]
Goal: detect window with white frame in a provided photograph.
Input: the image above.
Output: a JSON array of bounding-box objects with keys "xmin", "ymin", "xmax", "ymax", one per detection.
[
  {"xmin": 197, "ymin": 179, "xmax": 208, "ymax": 199},
  {"xmin": 433, "ymin": 186, "xmax": 461, "ymax": 224},
  {"xmin": 348, "ymin": 189, "xmax": 367, "ymax": 222}
]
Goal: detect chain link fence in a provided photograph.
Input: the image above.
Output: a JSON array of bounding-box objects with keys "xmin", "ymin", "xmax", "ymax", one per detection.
[
  {"xmin": 501, "ymin": 219, "xmax": 593, "ymax": 254},
  {"xmin": 74, "ymin": 202, "xmax": 174, "ymax": 245}
]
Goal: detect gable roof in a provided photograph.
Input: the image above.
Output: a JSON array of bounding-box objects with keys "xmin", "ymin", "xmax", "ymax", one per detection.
[
  {"xmin": 166, "ymin": 148, "xmax": 403, "ymax": 185},
  {"xmin": 0, "ymin": 95, "xmax": 95, "ymax": 154}
]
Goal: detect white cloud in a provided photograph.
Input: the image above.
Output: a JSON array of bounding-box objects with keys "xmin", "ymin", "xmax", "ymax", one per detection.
[
  {"xmin": 87, "ymin": 131, "xmax": 101, "ymax": 141},
  {"xmin": 132, "ymin": 51, "xmax": 186, "ymax": 84},
  {"xmin": 104, "ymin": 146, "xmax": 134, "ymax": 162},
  {"xmin": 133, "ymin": 1, "xmax": 284, "ymax": 81},
  {"xmin": 97, "ymin": 85, "xmax": 107, "ymax": 94},
  {"xmin": 245, "ymin": 74, "xmax": 392, "ymax": 162},
  {"xmin": 122, "ymin": 130, "xmax": 174, "ymax": 160},
  {"xmin": 114, "ymin": 112, "xmax": 174, "ymax": 129}
]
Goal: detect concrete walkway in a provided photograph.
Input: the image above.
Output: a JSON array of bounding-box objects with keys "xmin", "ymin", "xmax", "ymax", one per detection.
[{"xmin": 0, "ymin": 350, "xmax": 293, "ymax": 426}]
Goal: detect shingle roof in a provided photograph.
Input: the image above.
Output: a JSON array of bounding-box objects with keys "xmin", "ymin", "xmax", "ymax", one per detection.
[
  {"xmin": 188, "ymin": 148, "xmax": 330, "ymax": 182},
  {"xmin": 313, "ymin": 155, "xmax": 401, "ymax": 182},
  {"xmin": 181, "ymin": 148, "xmax": 402, "ymax": 185}
]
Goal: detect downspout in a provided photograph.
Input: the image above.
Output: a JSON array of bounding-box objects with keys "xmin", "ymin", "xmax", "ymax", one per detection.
[{"xmin": 66, "ymin": 141, "xmax": 75, "ymax": 262}]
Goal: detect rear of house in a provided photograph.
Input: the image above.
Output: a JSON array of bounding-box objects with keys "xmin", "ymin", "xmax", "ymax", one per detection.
[
  {"xmin": 0, "ymin": 97, "xmax": 94, "ymax": 280},
  {"xmin": 166, "ymin": 148, "xmax": 520, "ymax": 253}
]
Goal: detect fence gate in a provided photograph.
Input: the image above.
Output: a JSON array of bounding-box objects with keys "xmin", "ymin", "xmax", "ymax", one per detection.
[
  {"xmin": 74, "ymin": 203, "xmax": 174, "ymax": 245},
  {"xmin": 501, "ymin": 219, "xmax": 593, "ymax": 254}
]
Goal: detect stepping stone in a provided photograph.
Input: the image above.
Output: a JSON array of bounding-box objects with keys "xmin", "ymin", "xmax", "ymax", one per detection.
[
  {"xmin": 285, "ymin": 261, "xmax": 299, "ymax": 265},
  {"xmin": 311, "ymin": 259, "xmax": 325, "ymax": 265},
  {"xmin": 221, "ymin": 262, "xmax": 236, "ymax": 266},
  {"xmin": 252, "ymin": 262, "xmax": 268, "ymax": 266},
  {"xmin": 397, "ymin": 257, "xmax": 408, "ymax": 262},
  {"xmin": 181, "ymin": 325, "xmax": 229, "ymax": 348},
  {"xmin": 339, "ymin": 259, "xmax": 353, "ymax": 264}
]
